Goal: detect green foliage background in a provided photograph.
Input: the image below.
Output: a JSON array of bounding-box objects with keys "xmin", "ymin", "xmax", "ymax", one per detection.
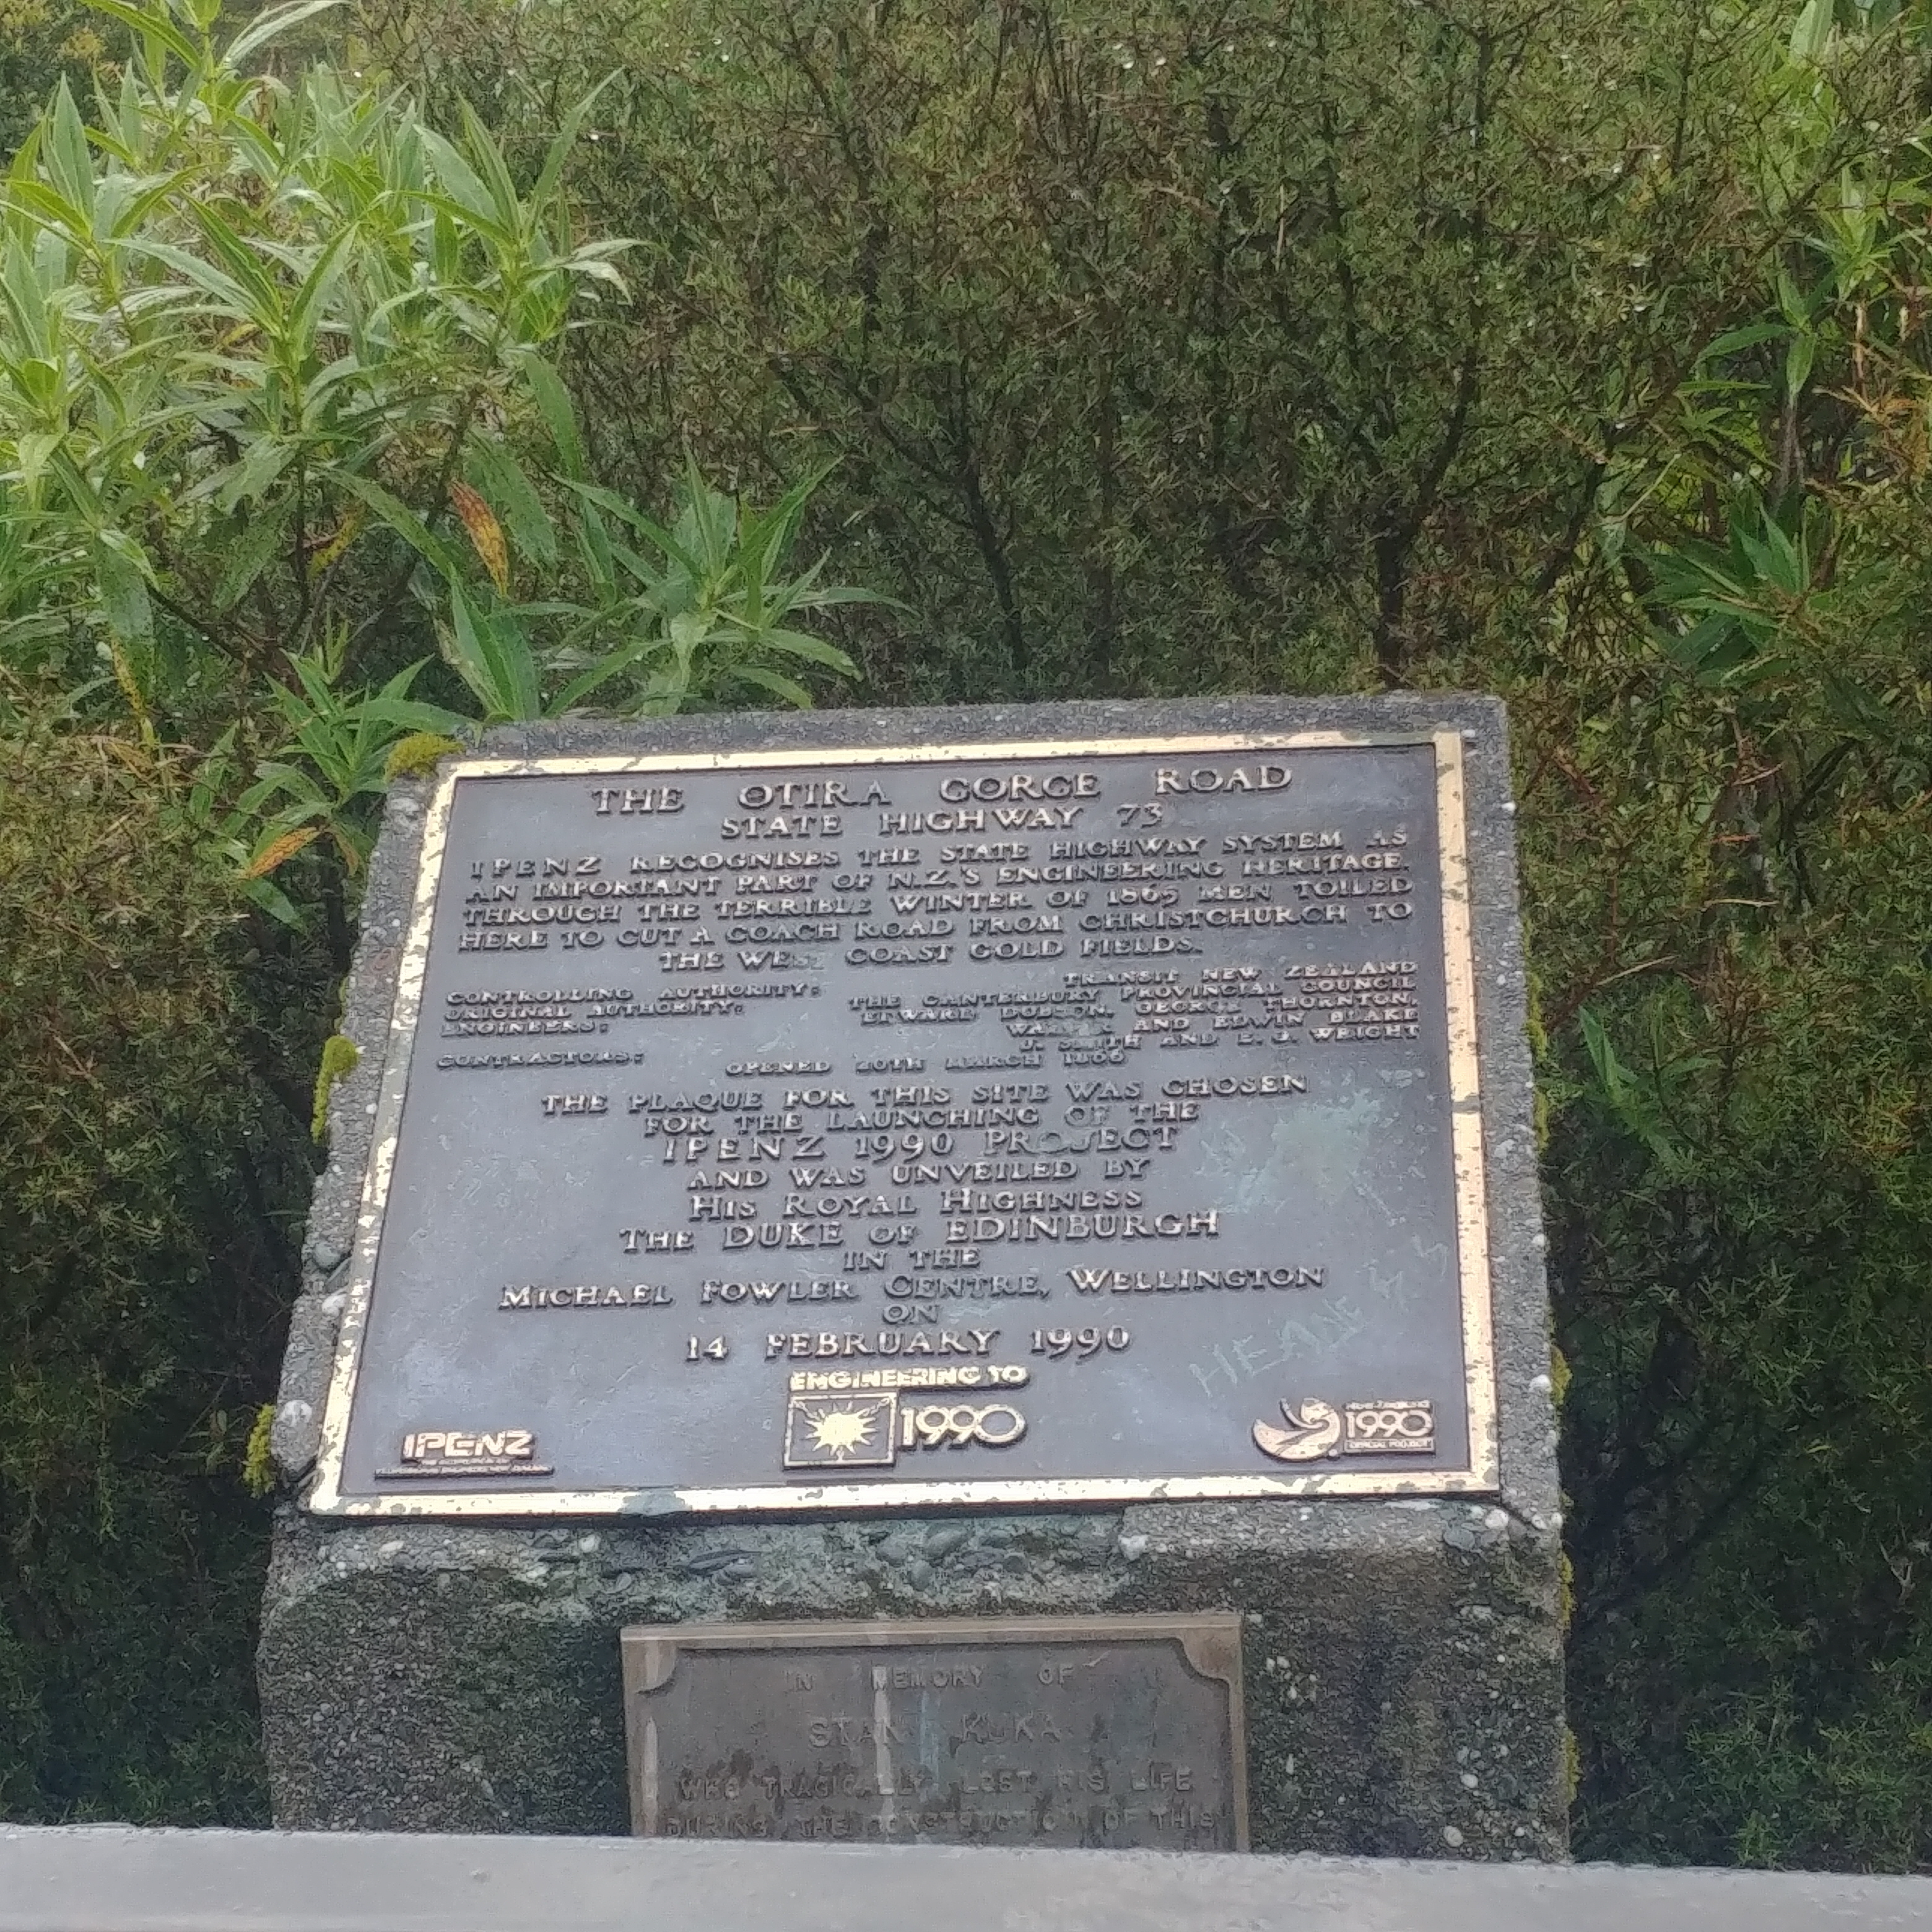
[
  {"xmin": 4, "ymin": 0, "xmax": 1931, "ymax": 1868},
  {"xmin": 0, "ymin": 731, "xmax": 327, "ymax": 1821}
]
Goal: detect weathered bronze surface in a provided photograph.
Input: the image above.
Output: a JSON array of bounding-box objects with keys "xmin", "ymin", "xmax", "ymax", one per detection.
[
  {"xmin": 620, "ymin": 1614, "xmax": 1247, "ymax": 1850},
  {"xmin": 308, "ymin": 733, "xmax": 1497, "ymax": 1514}
]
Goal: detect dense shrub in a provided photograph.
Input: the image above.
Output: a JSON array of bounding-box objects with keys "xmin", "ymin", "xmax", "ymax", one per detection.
[
  {"xmin": 0, "ymin": 729, "xmax": 325, "ymax": 1819},
  {"xmin": 1528, "ymin": 653, "xmax": 1932, "ymax": 1866},
  {"xmin": 366, "ymin": 0, "xmax": 1870, "ymax": 695},
  {"xmin": 0, "ymin": 1, "xmax": 105, "ymax": 156}
]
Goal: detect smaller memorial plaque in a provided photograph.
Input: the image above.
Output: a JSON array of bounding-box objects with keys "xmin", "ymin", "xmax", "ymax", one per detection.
[{"xmin": 621, "ymin": 1614, "xmax": 1247, "ymax": 1850}]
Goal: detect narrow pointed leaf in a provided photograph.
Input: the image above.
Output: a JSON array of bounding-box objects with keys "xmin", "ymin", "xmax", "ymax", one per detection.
[
  {"xmin": 750, "ymin": 627, "xmax": 858, "ymax": 673},
  {"xmin": 81, "ymin": 0, "xmax": 202, "ymax": 67},
  {"xmin": 517, "ymin": 350, "xmax": 585, "ymax": 479},
  {"xmin": 551, "ymin": 630, "xmax": 664, "ymax": 710},
  {"xmin": 469, "ymin": 442, "xmax": 557, "ymax": 564},
  {"xmin": 458, "ymin": 100, "xmax": 523, "ymax": 231},
  {"xmin": 47, "ymin": 81, "xmax": 97, "ymax": 227},
  {"xmin": 212, "ymin": 502, "xmax": 290, "ymax": 608},
  {"xmin": 415, "ymin": 124, "xmax": 500, "ymax": 232},
  {"xmin": 224, "ymin": 0, "xmax": 349, "ymax": 64},
  {"xmin": 329, "ymin": 469, "xmax": 463, "ymax": 575},
  {"xmin": 450, "ymin": 478, "xmax": 510, "ymax": 594},
  {"xmin": 529, "ymin": 76, "xmax": 617, "ymax": 214},
  {"xmin": 438, "ymin": 576, "xmax": 498, "ymax": 711},
  {"xmin": 729, "ymin": 664, "xmax": 816, "ymax": 708}
]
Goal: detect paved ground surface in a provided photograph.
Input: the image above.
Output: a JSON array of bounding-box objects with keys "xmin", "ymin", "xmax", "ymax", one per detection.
[{"xmin": 4, "ymin": 1827, "xmax": 1930, "ymax": 1931}]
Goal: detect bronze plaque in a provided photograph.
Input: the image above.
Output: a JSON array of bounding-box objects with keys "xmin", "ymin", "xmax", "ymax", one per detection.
[
  {"xmin": 620, "ymin": 1614, "xmax": 1248, "ymax": 1850},
  {"xmin": 308, "ymin": 732, "xmax": 1497, "ymax": 1515}
]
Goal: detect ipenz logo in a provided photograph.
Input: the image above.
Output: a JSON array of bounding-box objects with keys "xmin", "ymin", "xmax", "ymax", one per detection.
[{"xmin": 374, "ymin": 1428, "xmax": 554, "ymax": 1481}]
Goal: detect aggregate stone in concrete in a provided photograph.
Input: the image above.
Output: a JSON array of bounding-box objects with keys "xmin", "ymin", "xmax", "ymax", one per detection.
[{"xmin": 259, "ymin": 697, "xmax": 1565, "ymax": 1858}]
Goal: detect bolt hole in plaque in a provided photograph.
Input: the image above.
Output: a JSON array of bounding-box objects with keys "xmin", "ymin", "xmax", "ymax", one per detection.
[{"xmin": 308, "ymin": 732, "xmax": 1497, "ymax": 1516}]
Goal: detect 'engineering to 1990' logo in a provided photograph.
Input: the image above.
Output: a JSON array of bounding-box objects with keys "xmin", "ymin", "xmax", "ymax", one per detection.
[{"xmin": 783, "ymin": 1392, "xmax": 1029, "ymax": 1471}]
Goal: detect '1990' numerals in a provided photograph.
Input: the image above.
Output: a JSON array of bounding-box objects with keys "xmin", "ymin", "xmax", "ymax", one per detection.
[
  {"xmin": 900, "ymin": 1402, "xmax": 1027, "ymax": 1449},
  {"xmin": 1030, "ymin": 1326, "xmax": 1130, "ymax": 1359}
]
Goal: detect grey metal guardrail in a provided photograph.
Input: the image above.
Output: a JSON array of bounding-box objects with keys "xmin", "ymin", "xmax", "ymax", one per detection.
[{"xmin": 2, "ymin": 1827, "xmax": 1930, "ymax": 1932}]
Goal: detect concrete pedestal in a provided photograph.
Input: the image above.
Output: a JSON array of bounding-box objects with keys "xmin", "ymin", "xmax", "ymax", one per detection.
[{"xmin": 259, "ymin": 697, "xmax": 1565, "ymax": 1857}]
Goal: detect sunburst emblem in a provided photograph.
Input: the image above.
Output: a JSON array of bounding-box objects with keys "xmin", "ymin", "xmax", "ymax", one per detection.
[
  {"xmin": 784, "ymin": 1391, "xmax": 899, "ymax": 1470},
  {"xmin": 806, "ymin": 1405, "xmax": 879, "ymax": 1460}
]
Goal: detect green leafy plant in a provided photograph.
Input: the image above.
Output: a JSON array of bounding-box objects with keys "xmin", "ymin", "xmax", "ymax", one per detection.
[
  {"xmin": 0, "ymin": 0, "xmax": 881, "ymax": 938},
  {"xmin": 238, "ymin": 639, "xmax": 466, "ymax": 874},
  {"xmin": 0, "ymin": 1, "xmax": 621, "ymax": 710},
  {"xmin": 429, "ymin": 456, "xmax": 893, "ymax": 720}
]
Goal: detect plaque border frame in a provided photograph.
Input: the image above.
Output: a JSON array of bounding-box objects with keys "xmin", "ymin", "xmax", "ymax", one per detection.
[
  {"xmin": 307, "ymin": 730, "xmax": 1498, "ymax": 1516},
  {"xmin": 619, "ymin": 1611, "xmax": 1251, "ymax": 1850}
]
